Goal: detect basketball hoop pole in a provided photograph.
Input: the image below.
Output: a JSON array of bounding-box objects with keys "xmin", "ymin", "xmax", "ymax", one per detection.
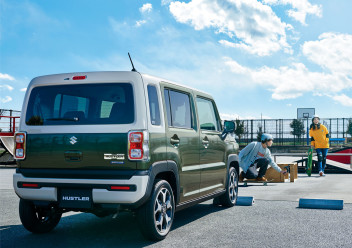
[
  {"xmin": 306, "ymin": 118, "xmax": 309, "ymax": 145},
  {"xmin": 297, "ymin": 108, "xmax": 315, "ymax": 146}
]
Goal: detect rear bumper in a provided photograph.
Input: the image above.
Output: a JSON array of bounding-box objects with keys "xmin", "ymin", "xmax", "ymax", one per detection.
[{"xmin": 13, "ymin": 173, "xmax": 149, "ymax": 204}]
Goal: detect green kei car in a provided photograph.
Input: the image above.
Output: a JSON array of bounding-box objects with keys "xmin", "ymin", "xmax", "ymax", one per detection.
[{"xmin": 13, "ymin": 71, "xmax": 239, "ymax": 240}]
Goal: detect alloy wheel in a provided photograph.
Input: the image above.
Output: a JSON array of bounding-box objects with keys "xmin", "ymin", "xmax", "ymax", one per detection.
[
  {"xmin": 228, "ymin": 170, "xmax": 238, "ymax": 203},
  {"xmin": 154, "ymin": 187, "xmax": 173, "ymax": 235}
]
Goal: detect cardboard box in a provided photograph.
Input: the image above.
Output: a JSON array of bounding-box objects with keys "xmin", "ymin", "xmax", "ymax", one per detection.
[
  {"xmin": 265, "ymin": 163, "xmax": 298, "ymax": 183},
  {"xmin": 264, "ymin": 167, "xmax": 285, "ymax": 182}
]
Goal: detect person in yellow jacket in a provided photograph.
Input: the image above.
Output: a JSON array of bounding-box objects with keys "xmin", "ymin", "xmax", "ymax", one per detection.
[{"xmin": 309, "ymin": 115, "xmax": 329, "ymax": 176}]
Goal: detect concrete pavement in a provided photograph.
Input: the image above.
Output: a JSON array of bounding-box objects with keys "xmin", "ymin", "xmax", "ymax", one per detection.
[
  {"xmin": 239, "ymin": 173, "xmax": 352, "ymax": 203},
  {"xmin": 2, "ymin": 168, "xmax": 352, "ymax": 247}
]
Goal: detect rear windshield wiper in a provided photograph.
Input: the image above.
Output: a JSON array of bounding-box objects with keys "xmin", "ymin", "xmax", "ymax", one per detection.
[{"xmin": 46, "ymin": 118, "xmax": 79, "ymax": 122}]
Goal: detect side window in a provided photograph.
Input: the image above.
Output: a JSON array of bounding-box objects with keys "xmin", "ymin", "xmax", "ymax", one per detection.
[
  {"xmin": 196, "ymin": 97, "xmax": 221, "ymax": 131},
  {"xmin": 147, "ymin": 85, "xmax": 161, "ymax": 125},
  {"xmin": 164, "ymin": 89, "xmax": 192, "ymax": 129}
]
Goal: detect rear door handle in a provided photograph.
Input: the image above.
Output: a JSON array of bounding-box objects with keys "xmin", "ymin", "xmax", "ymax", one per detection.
[{"xmin": 170, "ymin": 134, "xmax": 180, "ymax": 148}]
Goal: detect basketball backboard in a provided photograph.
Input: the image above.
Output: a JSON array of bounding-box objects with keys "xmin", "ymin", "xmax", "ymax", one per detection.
[{"xmin": 297, "ymin": 108, "xmax": 315, "ymax": 119}]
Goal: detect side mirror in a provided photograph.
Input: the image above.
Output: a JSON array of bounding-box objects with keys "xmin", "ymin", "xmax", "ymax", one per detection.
[
  {"xmin": 224, "ymin": 120, "xmax": 235, "ymax": 133},
  {"xmin": 221, "ymin": 120, "xmax": 235, "ymax": 140}
]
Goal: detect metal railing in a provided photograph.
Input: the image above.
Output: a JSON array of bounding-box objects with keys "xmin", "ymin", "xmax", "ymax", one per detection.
[
  {"xmin": 0, "ymin": 109, "xmax": 21, "ymax": 136},
  {"xmin": 234, "ymin": 118, "xmax": 352, "ymax": 146},
  {"xmin": 0, "ymin": 116, "xmax": 20, "ymax": 136}
]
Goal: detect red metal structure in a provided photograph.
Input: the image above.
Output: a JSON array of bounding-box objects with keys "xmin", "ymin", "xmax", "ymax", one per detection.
[
  {"xmin": 1, "ymin": 111, "xmax": 21, "ymax": 156},
  {"xmin": 327, "ymin": 148, "xmax": 352, "ymax": 165},
  {"xmin": 0, "ymin": 115, "xmax": 20, "ymax": 136}
]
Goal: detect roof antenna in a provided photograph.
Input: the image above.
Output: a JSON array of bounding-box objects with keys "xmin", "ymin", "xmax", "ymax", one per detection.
[{"xmin": 128, "ymin": 52, "xmax": 137, "ymax": 72}]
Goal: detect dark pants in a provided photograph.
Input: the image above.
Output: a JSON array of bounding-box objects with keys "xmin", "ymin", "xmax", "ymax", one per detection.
[{"xmin": 244, "ymin": 158, "xmax": 269, "ymax": 179}]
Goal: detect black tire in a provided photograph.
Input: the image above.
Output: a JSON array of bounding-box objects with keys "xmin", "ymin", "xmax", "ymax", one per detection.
[
  {"xmin": 19, "ymin": 199, "xmax": 62, "ymax": 233},
  {"xmin": 218, "ymin": 167, "xmax": 238, "ymax": 207},
  {"xmin": 213, "ymin": 196, "xmax": 220, "ymax": 206},
  {"xmin": 138, "ymin": 179, "xmax": 175, "ymax": 241}
]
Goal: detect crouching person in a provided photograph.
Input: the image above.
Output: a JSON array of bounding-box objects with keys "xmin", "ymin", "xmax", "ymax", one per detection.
[{"xmin": 239, "ymin": 133, "xmax": 287, "ymax": 182}]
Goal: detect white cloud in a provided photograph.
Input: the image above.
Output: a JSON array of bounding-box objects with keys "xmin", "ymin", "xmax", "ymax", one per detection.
[
  {"xmin": 332, "ymin": 94, "xmax": 352, "ymax": 107},
  {"xmin": 0, "ymin": 73, "xmax": 15, "ymax": 81},
  {"xmin": 223, "ymin": 33, "xmax": 352, "ymax": 103},
  {"xmin": 0, "ymin": 84, "xmax": 14, "ymax": 91},
  {"xmin": 0, "ymin": 96, "xmax": 12, "ymax": 103},
  {"xmin": 109, "ymin": 17, "xmax": 146, "ymax": 31},
  {"xmin": 134, "ymin": 3, "xmax": 153, "ymax": 27},
  {"xmin": 220, "ymin": 113, "xmax": 241, "ymax": 120},
  {"xmin": 302, "ymin": 33, "xmax": 352, "ymax": 76},
  {"xmin": 263, "ymin": 0, "xmax": 322, "ymax": 25},
  {"xmin": 225, "ymin": 59, "xmax": 352, "ymax": 101},
  {"xmin": 135, "ymin": 20, "xmax": 147, "ymax": 27},
  {"xmin": 169, "ymin": 0, "xmax": 292, "ymax": 56},
  {"xmin": 220, "ymin": 113, "xmax": 261, "ymax": 120},
  {"xmin": 161, "ymin": 0, "xmax": 173, "ymax": 6},
  {"xmin": 20, "ymin": 88, "xmax": 27, "ymax": 92},
  {"xmin": 222, "ymin": 57, "xmax": 249, "ymax": 74},
  {"xmin": 109, "ymin": 18, "xmax": 131, "ymax": 35},
  {"xmin": 140, "ymin": 3, "xmax": 152, "ymax": 13}
]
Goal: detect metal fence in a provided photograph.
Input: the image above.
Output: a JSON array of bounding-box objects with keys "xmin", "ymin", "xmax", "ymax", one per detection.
[
  {"xmin": 1, "ymin": 109, "xmax": 351, "ymax": 147},
  {"xmin": 235, "ymin": 118, "xmax": 352, "ymax": 146}
]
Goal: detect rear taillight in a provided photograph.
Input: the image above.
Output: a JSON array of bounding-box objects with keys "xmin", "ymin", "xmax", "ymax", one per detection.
[
  {"xmin": 128, "ymin": 130, "xmax": 149, "ymax": 161},
  {"xmin": 14, "ymin": 132, "xmax": 26, "ymax": 160}
]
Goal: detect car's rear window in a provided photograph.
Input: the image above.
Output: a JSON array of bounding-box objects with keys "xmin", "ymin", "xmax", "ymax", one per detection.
[{"xmin": 25, "ymin": 83, "xmax": 134, "ymax": 125}]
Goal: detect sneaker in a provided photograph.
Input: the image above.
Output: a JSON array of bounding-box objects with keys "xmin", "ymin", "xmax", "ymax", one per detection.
[
  {"xmin": 256, "ymin": 176, "xmax": 267, "ymax": 182},
  {"xmin": 322, "ymin": 172, "xmax": 326, "ymax": 176},
  {"xmin": 239, "ymin": 172, "xmax": 245, "ymax": 182}
]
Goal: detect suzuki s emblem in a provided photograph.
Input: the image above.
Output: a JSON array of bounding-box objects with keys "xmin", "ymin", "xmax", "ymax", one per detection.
[{"xmin": 69, "ymin": 136, "xmax": 78, "ymax": 145}]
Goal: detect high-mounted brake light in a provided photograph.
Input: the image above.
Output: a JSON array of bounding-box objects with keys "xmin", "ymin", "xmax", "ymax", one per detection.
[
  {"xmin": 128, "ymin": 130, "xmax": 149, "ymax": 161},
  {"xmin": 72, "ymin": 75, "xmax": 86, "ymax": 80},
  {"xmin": 14, "ymin": 132, "xmax": 26, "ymax": 160}
]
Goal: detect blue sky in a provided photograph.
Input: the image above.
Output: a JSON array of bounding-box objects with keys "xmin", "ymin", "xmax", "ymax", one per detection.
[{"xmin": 1, "ymin": 0, "xmax": 351, "ymax": 119}]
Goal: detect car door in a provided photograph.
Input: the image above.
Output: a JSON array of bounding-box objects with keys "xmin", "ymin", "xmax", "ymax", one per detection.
[
  {"xmin": 163, "ymin": 86, "xmax": 200, "ymax": 203},
  {"xmin": 196, "ymin": 96, "xmax": 226, "ymax": 197}
]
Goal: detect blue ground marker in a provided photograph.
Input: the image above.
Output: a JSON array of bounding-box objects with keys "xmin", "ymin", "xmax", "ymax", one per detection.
[
  {"xmin": 236, "ymin": 196, "xmax": 254, "ymax": 206},
  {"xmin": 298, "ymin": 198, "xmax": 344, "ymax": 210}
]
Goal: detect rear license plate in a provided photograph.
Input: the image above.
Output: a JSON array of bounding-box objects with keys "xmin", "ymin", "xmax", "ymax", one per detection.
[{"xmin": 59, "ymin": 188, "xmax": 92, "ymax": 209}]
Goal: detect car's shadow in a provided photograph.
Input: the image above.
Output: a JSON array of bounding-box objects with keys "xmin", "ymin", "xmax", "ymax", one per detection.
[{"xmin": 1, "ymin": 201, "xmax": 225, "ymax": 247}]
